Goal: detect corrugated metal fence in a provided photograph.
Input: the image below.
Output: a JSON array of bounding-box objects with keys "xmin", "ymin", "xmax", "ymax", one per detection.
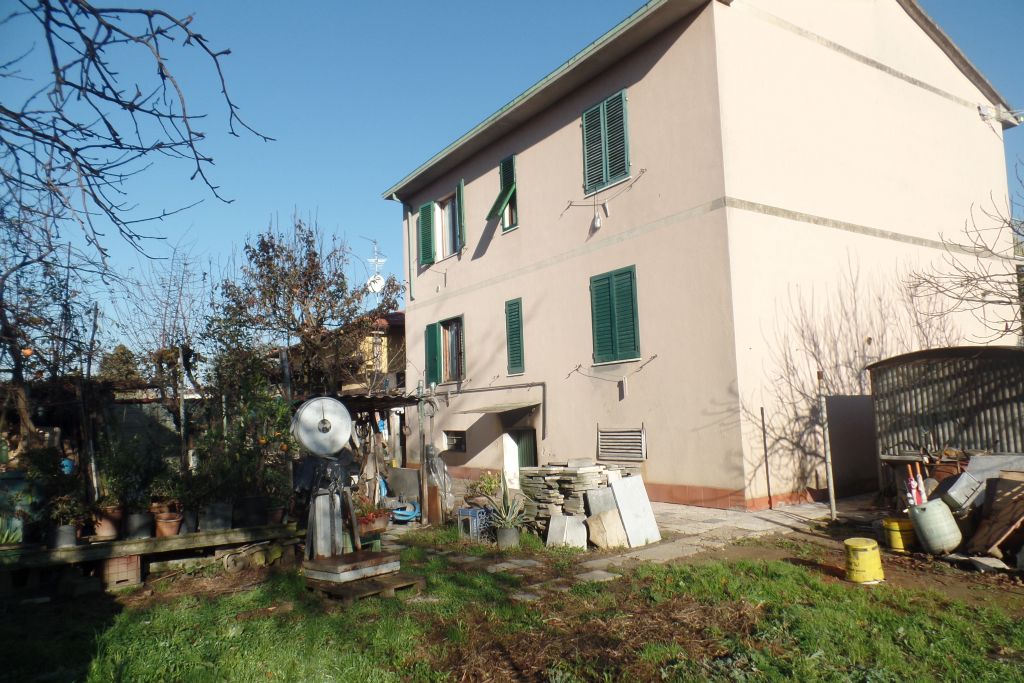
[{"xmin": 869, "ymin": 347, "xmax": 1024, "ymax": 455}]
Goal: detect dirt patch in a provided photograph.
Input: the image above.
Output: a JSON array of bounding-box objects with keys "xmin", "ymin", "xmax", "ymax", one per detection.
[
  {"xmin": 422, "ymin": 582, "xmax": 762, "ymax": 682},
  {"xmin": 119, "ymin": 565, "xmax": 278, "ymax": 610}
]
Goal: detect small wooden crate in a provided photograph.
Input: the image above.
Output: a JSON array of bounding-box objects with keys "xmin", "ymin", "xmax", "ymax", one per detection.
[{"xmin": 101, "ymin": 554, "xmax": 141, "ymax": 590}]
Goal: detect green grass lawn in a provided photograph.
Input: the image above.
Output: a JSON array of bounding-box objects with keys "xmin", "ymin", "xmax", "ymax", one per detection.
[{"xmin": 3, "ymin": 536, "xmax": 1024, "ymax": 682}]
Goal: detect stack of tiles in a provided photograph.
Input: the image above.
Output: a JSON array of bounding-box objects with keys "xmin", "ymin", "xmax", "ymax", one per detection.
[{"xmin": 519, "ymin": 461, "xmax": 639, "ymax": 529}]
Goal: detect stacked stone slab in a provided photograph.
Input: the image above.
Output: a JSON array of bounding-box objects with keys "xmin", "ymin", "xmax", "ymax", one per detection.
[{"xmin": 520, "ymin": 462, "xmax": 639, "ymax": 530}]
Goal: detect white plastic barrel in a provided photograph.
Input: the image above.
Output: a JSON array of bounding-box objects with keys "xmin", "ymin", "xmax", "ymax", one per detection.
[{"xmin": 909, "ymin": 499, "xmax": 961, "ymax": 554}]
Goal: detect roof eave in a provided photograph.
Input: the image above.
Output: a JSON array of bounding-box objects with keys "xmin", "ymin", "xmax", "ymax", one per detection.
[
  {"xmin": 896, "ymin": 0, "xmax": 1018, "ymax": 129},
  {"xmin": 381, "ymin": 0, "xmax": 709, "ymax": 202}
]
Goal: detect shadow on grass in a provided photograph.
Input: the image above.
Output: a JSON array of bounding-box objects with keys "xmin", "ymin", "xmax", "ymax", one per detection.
[{"xmin": 1, "ymin": 567, "xmax": 123, "ymax": 683}]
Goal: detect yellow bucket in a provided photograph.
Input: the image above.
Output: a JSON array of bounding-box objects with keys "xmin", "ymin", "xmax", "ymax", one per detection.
[
  {"xmin": 882, "ymin": 517, "xmax": 916, "ymax": 553},
  {"xmin": 845, "ymin": 537, "xmax": 884, "ymax": 584}
]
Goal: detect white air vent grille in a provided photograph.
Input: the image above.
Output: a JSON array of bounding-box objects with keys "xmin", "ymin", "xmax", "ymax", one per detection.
[{"xmin": 597, "ymin": 424, "xmax": 646, "ymax": 461}]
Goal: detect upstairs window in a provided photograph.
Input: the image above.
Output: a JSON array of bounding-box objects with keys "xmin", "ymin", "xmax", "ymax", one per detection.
[
  {"xmin": 487, "ymin": 155, "xmax": 518, "ymax": 231},
  {"xmin": 582, "ymin": 91, "xmax": 629, "ymax": 193},
  {"xmin": 425, "ymin": 315, "xmax": 465, "ymax": 385},
  {"xmin": 590, "ymin": 265, "xmax": 639, "ymax": 364},
  {"xmin": 441, "ymin": 317, "xmax": 464, "ymax": 382},
  {"xmin": 418, "ymin": 179, "xmax": 466, "ymax": 265}
]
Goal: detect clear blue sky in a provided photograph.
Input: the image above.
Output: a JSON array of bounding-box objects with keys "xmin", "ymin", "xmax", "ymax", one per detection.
[{"xmin": 4, "ymin": 1, "xmax": 1022, "ymax": 295}]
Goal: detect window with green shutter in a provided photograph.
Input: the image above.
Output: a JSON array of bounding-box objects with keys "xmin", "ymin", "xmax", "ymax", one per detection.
[
  {"xmin": 505, "ymin": 298, "xmax": 524, "ymax": 374},
  {"xmin": 418, "ymin": 182, "xmax": 465, "ymax": 265},
  {"xmin": 581, "ymin": 90, "xmax": 630, "ymax": 194},
  {"xmin": 426, "ymin": 317, "xmax": 464, "ymax": 386},
  {"xmin": 425, "ymin": 322, "xmax": 441, "ymax": 386},
  {"xmin": 418, "ymin": 202, "xmax": 435, "ymax": 266},
  {"xmin": 487, "ymin": 155, "xmax": 518, "ymax": 231},
  {"xmin": 590, "ymin": 265, "xmax": 639, "ymax": 363}
]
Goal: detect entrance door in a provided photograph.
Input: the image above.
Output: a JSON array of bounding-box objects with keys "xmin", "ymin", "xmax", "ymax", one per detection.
[
  {"xmin": 501, "ymin": 428, "xmax": 537, "ymax": 490},
  {"xmin": 510, "ymin": 429, "xmax": 537, "ymax": 468}
]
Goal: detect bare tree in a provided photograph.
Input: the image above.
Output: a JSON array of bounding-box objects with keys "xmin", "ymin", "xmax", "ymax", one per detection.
[
  {"xmin": 212, "ymin": 217, "xmax": 403, "ymax": 398},
  {"xmin": 907, "ymin": 179, "xmax": 1023, "ymax": 341},
  {"xmin": 109, "ymin": 239, "xmax": 209, "ymax": 391},
  {"xmin": 748, "ymin": 262, "xmax": 960, "ymax": 494},
  {"xmin": 1, "ymin": 1, "xmax": 269, "ymax": 254}
]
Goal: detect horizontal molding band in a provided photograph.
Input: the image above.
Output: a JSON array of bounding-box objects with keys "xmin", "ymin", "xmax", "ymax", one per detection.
[{"xmin": 409, "ymin": 194, "xmax": 975, "ymax": 312}]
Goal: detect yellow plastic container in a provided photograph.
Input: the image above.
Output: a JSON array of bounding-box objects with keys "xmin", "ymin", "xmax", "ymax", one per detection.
[
  {"xmin": 882, "ymin": 517, "xmax": 916, "ymax": 554},
  {"xmin": 845, "ymin": 537, "xmax": 884, "ymax": 584}
]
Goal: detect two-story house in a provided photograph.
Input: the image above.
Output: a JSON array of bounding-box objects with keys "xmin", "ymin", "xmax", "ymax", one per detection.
[{"xmin": 382, "ymin": 0, "xmax": 1018, "ymax": 510}]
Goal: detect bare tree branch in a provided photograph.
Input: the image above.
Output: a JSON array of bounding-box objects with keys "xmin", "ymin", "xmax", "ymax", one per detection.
[{"xmin": 1, "ymin": 1, "xmax": 271, "ymax": 257}]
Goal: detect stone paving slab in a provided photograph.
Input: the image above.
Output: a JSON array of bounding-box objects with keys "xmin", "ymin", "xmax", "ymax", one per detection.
[
  {"xmin": 575, "ymin": 569, "xmax": 620, "ymax": 583},
  {"xmin": 449, "ymin": 555, "xmax": 483, "ymax": 564},
  {"xmin": 511, "ymin": 591, "xmax": 542, "ymax": 602},
  {"xmin": 507, "ymin": 558, "xmax": 541, "ymax": 568},
  {"xmin": 622, "ymin": 539, "xmax": 703, "ymax": 564},
  {"xmin": 529, "ymin": 579, "xmax": 573, "ymax": 593}
]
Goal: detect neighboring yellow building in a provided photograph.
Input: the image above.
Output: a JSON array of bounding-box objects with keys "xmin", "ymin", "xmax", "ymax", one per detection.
[{"xmin": 344, "ymin": 311, "xmax": 406, "ymax": 394}]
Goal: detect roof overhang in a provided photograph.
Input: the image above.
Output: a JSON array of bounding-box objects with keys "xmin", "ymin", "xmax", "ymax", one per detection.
[
  {"xmin": 455, "ymin": 401, "xmax": 540, "ymax": 415},
  {"xmin": 896, "ymin": 0, "xmax": 1018, "ymax": 128},
  {"xmin": 383, "ymin": 0, "xmax": 1018, "ymax": 204},
  {"xmin": 382, "ymin": 0, "xmax": 708, "ymax": 202}
]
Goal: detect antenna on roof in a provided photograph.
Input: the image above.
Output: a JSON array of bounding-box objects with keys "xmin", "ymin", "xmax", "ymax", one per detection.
[{"xmin": 360, "ymin": 236, "xmax": 387, "ymax": 296}]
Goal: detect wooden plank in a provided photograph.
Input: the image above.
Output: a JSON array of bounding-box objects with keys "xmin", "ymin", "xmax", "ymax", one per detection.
[
  {"xmin": 0, "ymin": 524, "xmax": 302, "ymax": 569},
  {"xmin": 304, "ymin": 551, "xmax": 399, "ymax": 573},
  {"xmin": 308, "ymin": 572, "xmax": 424, "ymax": 603},
  {"xmin": 967, "ymin": 497, "xmax": 1024, "ymax": 556},
  {"xmin": 304, "ymin": 561, "xmax": 401, "ymax": 584}
]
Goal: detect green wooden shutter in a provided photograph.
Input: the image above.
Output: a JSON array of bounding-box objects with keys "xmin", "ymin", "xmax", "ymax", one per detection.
[
  {"xmin": 505, "ymin": 298, "xmax": 524, "ymax": 374},
  {"xmin": 418, "ymin": 202, "xmax": 434, "ymax": 266},
  {"xmin": 425, "ymin": 322, "xmax": 440, "ymax": 386},
  {"xmin": 604, "ymin": 92, "xmax": 629, "ymax": 183},
  {"xmin": 499, "ymin": 155, "xmax": 515, "ymax": 189},
  {"xmin": 487, "ymin": 156, "xmax": 517, "ymax": 221},
  {"xmin": 456, "ymin": 179, "xmax": 466, "ymax": 250},
  {"xmin": 582, "ymin": 104, "xmax": 605, "ymax": 192},
  {"xmin": 612, "ymin": 267, "xmax": 639, "ymax": 360},
  {"xmin": 590, "ymin": 273, "xmax": 614, "ymax": 363}
]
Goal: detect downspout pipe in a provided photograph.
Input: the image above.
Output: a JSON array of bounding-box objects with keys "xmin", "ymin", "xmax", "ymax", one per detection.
[{"xmin": 385, "ymin": 192, "xmax": 413, "ymax": 303}]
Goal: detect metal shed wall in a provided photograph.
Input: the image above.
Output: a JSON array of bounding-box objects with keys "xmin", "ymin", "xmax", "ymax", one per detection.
[{"xmin": 868, "ymin": 348, "xmax": 1024, "ymax": 455}]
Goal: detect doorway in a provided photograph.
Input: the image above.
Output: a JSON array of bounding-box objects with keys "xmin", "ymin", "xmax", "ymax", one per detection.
[{"xmin": 501, "ymin": 428, "xmax": 537, "ymax": 490}]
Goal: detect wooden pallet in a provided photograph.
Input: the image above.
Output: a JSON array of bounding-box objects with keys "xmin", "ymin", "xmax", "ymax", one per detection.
[{"xmin": 307, "ymin": 572, "xmax": 425, "ymax": 604}]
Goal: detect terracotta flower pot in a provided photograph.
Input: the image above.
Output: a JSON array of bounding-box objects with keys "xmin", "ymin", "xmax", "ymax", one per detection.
[
  {"xmin": 155, "ymin": 512, "xmax": 183, "ymax": 538},
  {"xmin": 93, "ymin": 505, "xmax": 123, "ymax": 540}
]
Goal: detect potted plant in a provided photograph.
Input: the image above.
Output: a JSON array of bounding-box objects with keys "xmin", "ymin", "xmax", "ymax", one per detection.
[
  {"xmin": 353, "ymin": 492, "xmax": 390, "ymax": 538},
  {"xmin": 192, "ymin": 438, "xmax": 236, "ymax": 532},
  {"xmin": 97, "ymin": 434, "xmax": 166, "ymax": 539},
  {"xmin": 177, "ymin": 470, "xmax": 201, "ymax": 533},
  {"xmin": 485, "ymin": 479, "xmax": 527, "ymax": 550},
  {"xmin": 464, "ymin": 471, "xmax": 501, "ymax": 508},
  {"xmin": 48, "ymin": 493, "xmax": 89, "ymax": 548},
  {"xmin": 92, "ymin": 494, "xmax": 123, "ymax": 540}
]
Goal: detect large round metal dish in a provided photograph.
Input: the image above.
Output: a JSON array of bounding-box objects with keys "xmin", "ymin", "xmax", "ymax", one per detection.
[{"xmin": 291, "ymin": 397, "xmax": 352, "ymax": 457}]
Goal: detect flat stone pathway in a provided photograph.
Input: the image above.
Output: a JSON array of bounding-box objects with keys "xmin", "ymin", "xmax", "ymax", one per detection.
[{"xmin": 383, "ymin": 500, "xmax": 830, "ymax": 598}]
